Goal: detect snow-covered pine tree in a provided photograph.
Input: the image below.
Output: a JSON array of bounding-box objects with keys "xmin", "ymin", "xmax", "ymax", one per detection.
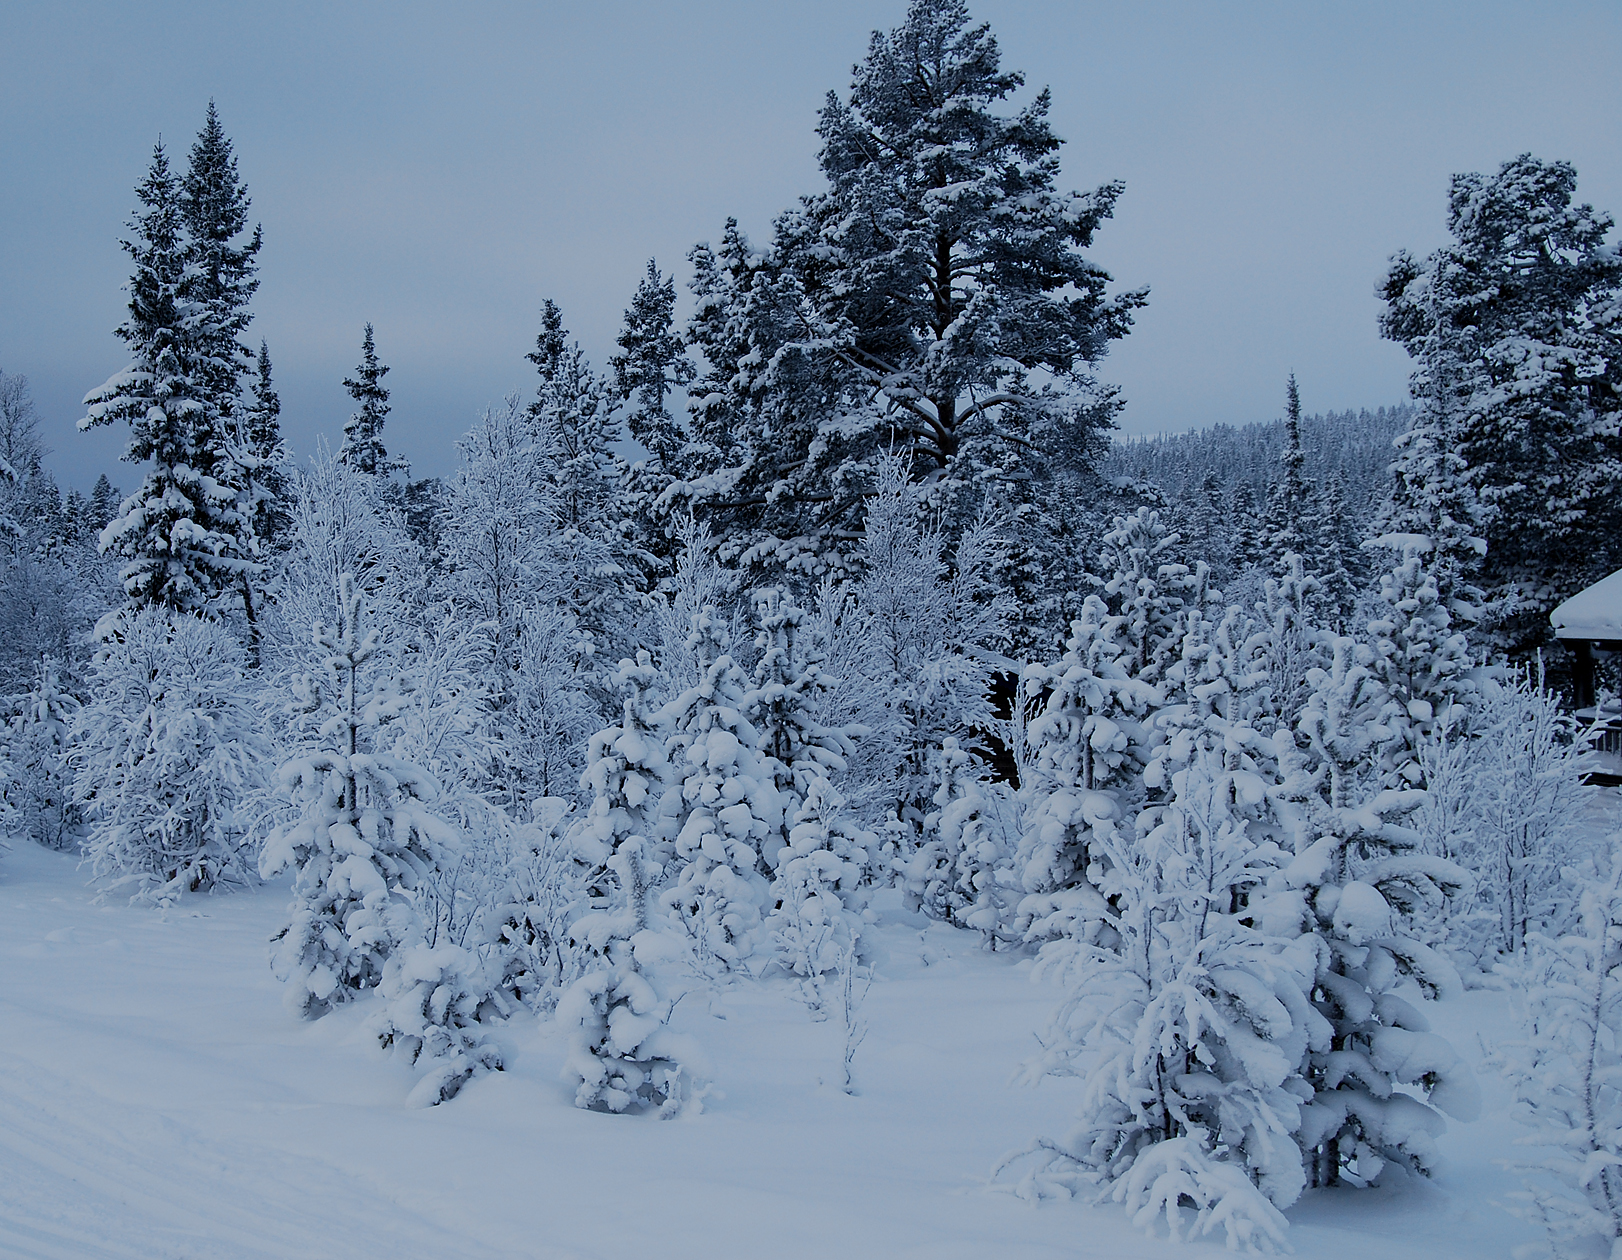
[
  {"xmin": 1250, "ymin": 556, "xmax": 1328, "ymax": 734},
  {"xmin": 1283, "ymin": 636, "xmax": 1479, "ymax": 1187},
  {"xmin": 80, "ymin": 142, "xmax": 255, "ymax": 612},
  {"xmin": 1310, "ymin": 474, "xmax": 1361, "ymax": 629},
  {"xmin": 8, "ymin": 656, "xmax": 80, "ymax": 850},
  {"xmin": 1362, "ymin": 535, "xmax": 1477, "ymax": 774},
  {"xmin": 1498, "ymin": 851, "xmax": 1622, "ymax": 1258},
  {"xmin": 340, "ymin": 324, "xmax": 405, "ymax": 477},
  {"xmin": 525, "ymin": 301, "xmax": 640, "ymax": 639},
  {"xmin": 260, "ymin": 574, "xmax": 444, "ymax": 1017},
  {"xmin": 1007, "ymin": 734, "xmax": 1313, "ymax": 1251},
  {"xmin": 1380, "ymin": 154, "xmax": 1622, "ymax": 655},
  {"xmin": 72, "ymin": 607, "xmax": 267, "ymax": 904},
  {"xmin": 610, "ymin": 259, "xmax": 696, "ymax": 471},
  {"xmin": 657, "ymin": 609, "xmax": 779, "ymax": 974},
  {"xmin": 673, "ymin": 0, "xmax": 1144, "ymax": 581},
  {"xmin": 558, "ymin": 652, "xmax": 702, "ymax": 1115},
  {"xmin": 1013, "ymin": 595, "xmax": 1157, "ymax": 946}
]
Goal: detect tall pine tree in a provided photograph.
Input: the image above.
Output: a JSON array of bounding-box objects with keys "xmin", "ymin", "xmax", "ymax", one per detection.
[{"xmin": 1380, "ymin": 154, "xmax": 1622, "ymax": 654}]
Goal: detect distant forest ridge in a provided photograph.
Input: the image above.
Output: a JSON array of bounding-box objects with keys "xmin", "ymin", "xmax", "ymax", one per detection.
[{"xmin": 1101, "ymin": 404, "xmax": 1415, "ymax": 515}]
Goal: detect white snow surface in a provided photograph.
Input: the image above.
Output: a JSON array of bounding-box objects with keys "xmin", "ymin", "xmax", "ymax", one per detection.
[
  {"xmin": 1551, "ymin": 566, "xmax": 1622, "ymax": 640},
  {"xmin": 1, "ymin": 841, "xmax": 1543, "ymax": 1259}
]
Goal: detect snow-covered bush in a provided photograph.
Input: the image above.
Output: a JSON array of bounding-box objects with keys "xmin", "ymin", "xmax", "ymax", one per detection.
[
  {"xmin": 766, "ymin": 776, "xmax": 874, "ymax": 1009},
  {"xmin": 557, "ymin": 938, "xmax": 704, "ymax": 1117},
  {"xmin": 260, "ymin": 575, "xmax": 445, "ymax": 1017},
  {"xmin": 904, "ymin": 737, "xmax": 1020, "ymax": 945},
  {"xmin": 7, "ymin": 657, "xmax": 80, "ymax": 850},
  {"xmin": 488, "ymin": 798, "xmax": 593, "ymax": 1010},
  {"xmin": 372, "ymin": 940, "xmax": 505, "ymax": 1107},
  {"xmin": 1498, "ymin": 851, "xmax": 1622, "ymax": 1259},
  {"xmin": 72, "ymin": 608, "xmax": 267, "ymax": 904}
]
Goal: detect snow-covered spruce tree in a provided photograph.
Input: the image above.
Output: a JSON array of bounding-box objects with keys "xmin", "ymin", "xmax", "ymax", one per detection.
[
  {"xmin": 80, "ymin": 142, "xmax": 255, "ymax": 612},
  {"xmin": 853, "ymin": 456, "xmax": 1009, "ymax": 840},
  {"xmin": 339, "ymin": 324, "xmax": 405, "ymax": 477},
  {"xmin": 657, "ymin": 609, "xmax": 780, "ymax": 974},
  {"xmin": 1283, "ymin": 636, "xmax": 1480, "ymax": 1187},
  {"xmin": 747, "ymin": 586, "xmax": 856, "ymax": 862},
  {"xmin": 1379, "ymin": 154, "xmax": 1622, "ymax": 655},
  {"xmin": 1498, "ymin": 852, "xmax": 1622, "ymax": 1258},
  {"xmin": 71, "ymin": 608, "xmax": 267, "ymax": 903},
  {"xmin": 1013, "ymin": 596, "xmax": 1157, "ymax": 947},
  {"xmin": 179, "ymin": 101, "xmax": 261, "ymax": 432},
  {"xmin": 903, "ymin": 736, "xmax": 1020, "ymax": 944},
  {"xmin": 241, "ymin": 340, "xmax": 290, "ymax": 554},
  {"xmin": 8, "ymin": 657, "xmax": 80, "ymax": 850},
  {"xmin": 558, "ymin": 653, "xmax": 703, "ymax": 1116},
  {"xmin": 673, "ymin": 0, "xmax": 1144, "ymax": 581},
  {"xmin": 1265, "ymin": 374, "xmax": 1316, "ymax": 566},
  {"xmin": 766, "ymin": 775, "xmax": 875, "ymax": 1006},
  {"xmin": 526, "ymin": 304, "xmax": 642, "ymax": 639},
  {"xmin": 1462, "ymin": 665, "xmax": 1597, "ymax": 957},
  {"xmin": 1006, "ymin": 735, "xmax": 1312, "ymax": 1251},
  {"xmin": 260, "ymin": 574, "xmax": 443, "ymax": 1017},
  {"xmin": 1362, "ymin": 535, "xmax": 1478, "ymax": 765},
  {"xmin": 610, "ymin": 258, "xmax": 696, "ymax": 472},
  {"xmin": 1250, "ymin": 555, "xmax": 1328, "ymax": 734},
  {"xmin": 1097, "ymin": 506, "xmax": 1210, "ymax": 690}
]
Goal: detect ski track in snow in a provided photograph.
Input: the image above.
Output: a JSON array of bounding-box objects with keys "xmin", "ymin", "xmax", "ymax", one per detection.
[{"xmin": 1, "ymin": 841, "xmax": 1544, "ymax": 1259}]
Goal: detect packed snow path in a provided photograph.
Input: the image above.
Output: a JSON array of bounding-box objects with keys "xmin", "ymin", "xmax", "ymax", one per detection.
[{"xmin": 1, "ymin": 841, "xmax": 1540, "ymax": 1259}]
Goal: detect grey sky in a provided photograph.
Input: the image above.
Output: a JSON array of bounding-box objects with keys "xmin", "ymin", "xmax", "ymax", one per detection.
[{"xmin": 2, "ymin": 0, "xmax": 1618, "ymax": 493}]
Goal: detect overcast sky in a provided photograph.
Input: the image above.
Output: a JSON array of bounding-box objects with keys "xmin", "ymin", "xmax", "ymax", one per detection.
[{"xmin": 2, "ymin": 0, "xmax": 1618, "ymax": 492}]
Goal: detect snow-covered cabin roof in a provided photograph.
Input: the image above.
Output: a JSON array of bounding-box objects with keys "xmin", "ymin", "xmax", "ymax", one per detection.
[{"xmin": 1551, "ymin": 568, "xmax": 1622, "ymax": 641}]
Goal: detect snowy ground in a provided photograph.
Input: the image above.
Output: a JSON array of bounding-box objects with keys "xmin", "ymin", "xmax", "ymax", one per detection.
[{"xmin": 0, "ymin": 840, "xmax": 1547, "ymax": 1260}]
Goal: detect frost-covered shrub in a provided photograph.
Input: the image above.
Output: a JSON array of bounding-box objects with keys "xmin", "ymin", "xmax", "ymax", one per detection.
[
  {"xmin": 260, "ymin": 576, "xmax": 444, "ymax": 1017},
  {"xmin": 7, "ymin": 657, "xmax": 80, "ymax": 850},
  {"xmin": 1498, "ymin": 853, "xmax": 1622, "ymax": 1259},
  {"xmin": 1464, "ymin": 666, "xmax": 1597, "ymax": 956},
  {"xmin": 72, "ymin": 608, "xmax": 267, "ymax": 904}
]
